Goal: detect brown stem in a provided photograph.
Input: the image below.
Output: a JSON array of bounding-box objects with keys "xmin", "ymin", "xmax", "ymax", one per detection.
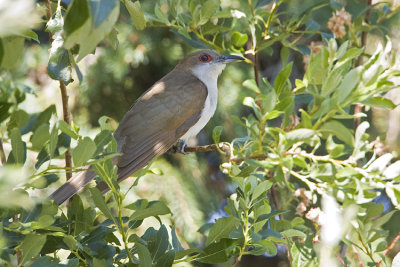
[
  {"xmin": 59, "ymin": 82, "xmax": 72, "ymax": 180},
  {"xmin": 45, "ymin": 0, "xmax": 72, "ymax": 180},
  {"xmin": 377, "ymin": 232, "xmax": 400, "ymax": 266},
  {"xmin": 336, "ymin": 253, "xmax": 345, "ymax": 266},
  {"xmin": 384, "ymin": 232, "xmax": 400, "ymax": 256},
  {"xmin": 177, "ymin": 143, "xmax": 269, "ymax": 164},
  {"xmin": 0, "ymin": 138, "xmax": 6, "ymax": 165},
  {"xmin": 44, "ymin": 0, "xmax": 53, "ymax": 42},
  {"xmin": 354, "ymin": 0, "xmax": 372, "ymax": 128},
  {"xmin": 352, "ymin": 245, "xmax": 365, "ymax": 267}
]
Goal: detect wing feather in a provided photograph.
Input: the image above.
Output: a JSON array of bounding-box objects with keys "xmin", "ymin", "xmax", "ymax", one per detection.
[{"xmin": 113, "ymin": 69, "xmax": 208, "ymax": 183}]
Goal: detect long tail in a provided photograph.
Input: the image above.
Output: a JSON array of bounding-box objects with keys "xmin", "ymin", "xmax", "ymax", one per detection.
[{"xmin": 49, "ymin": 167, "xmax": 96, "ymax": 205}]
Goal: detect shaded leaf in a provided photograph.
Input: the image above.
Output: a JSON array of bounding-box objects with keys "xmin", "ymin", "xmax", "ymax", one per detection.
[
  {"xmin": 9, "ymin": 127, "xmax": 26, "ymax": 164},
  {"xmin": 130, "ymin": 201, "xmax": 171, "ymax": 221},
  {"xmin": 20, "ymin": 234, "xmax": 47, "ymax": 265},
  {"xmin": 72, "ymin": 136, "xmax": 96, "ymax": 166},
  {"xmin": 89, "ymin": 187, "xmax": 117, "ymax": 224},
  {"xmin": 206, "ymin": 216, "xmax": 239, "ymax": 245},
  {"xmin": 125, "ymin": 0, "xmax": 147, "ymax": 30}
]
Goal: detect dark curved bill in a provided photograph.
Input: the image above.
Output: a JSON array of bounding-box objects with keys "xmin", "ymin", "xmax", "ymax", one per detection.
[{"xmin": 217, "ymin": 54, "xmax": 245, "ymax": 63}]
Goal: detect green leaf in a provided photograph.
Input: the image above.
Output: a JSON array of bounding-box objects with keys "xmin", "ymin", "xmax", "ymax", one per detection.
[
  {"xmin": 64, "ymin": 0, "xmax": 120, "ymax": 61},
  {"xmin": 47, "ymin": 7, "xmax": 72, "ymax": 85},
  {"xmin": 252, "ymin": 180, "xmax": 273, "ymax": 200},
  {"xmin": 300, "ymin": 109, "xmax": 312, "ymax": 128},
  {"xmin": 281, "ymin": 229, "xmax": 306, "ymax": 239},
  {"xmin": 335, "ymin": 66, "xmax": 362, "ymax": 104},
  {"xmin": 242, "ymin": 79, "xmax": 260, "ymax": 93},
  {"xmin": 9, "ymin": 128, "xmax": 26, "ymax": 164},
  {"xmin": 321, "ymin": 61, "xmax": 350, "ymax": 96},
  {"xmin": 155, "ymin": 250, "xmax": 175, "ymax": 267},
  {"xmin": 286, "ymin": 128, "xmax": 316, "ymax": 144},
  {"xmin": 0, "ymin": 37, "xmax": 25, "ymax": 69},
  {"xmin": 196, "ymin": 239, "xmax": 236, "ymax": 264},
  {"xmin": 175, "ymin": 248, "xmax": 202, "ymax": 260},
  {"xmin": 19, "ymin": 30, "xmax": 39, "ymax": 43},
  {"xmin": 142, "ymin": 225, "xmax": 170, "ymax": 261},
  {"xmin": 206, "ymin": 216, "xmax": 239, "ymax": 245},
  {"xmin": 58, "ymin": 120, "xmax": 78, "ymax": 140},
  {"xmin": 31, "ymin": 124, "xmax": 50, "ymax": 151},
  {"xmin": 89, "ymin": 187, "xmax": 117, "ymax": 224},
  {"xmin": 29, "ymin": 174, "xmax": 59, "ymax": 189},
  {"xmin": 72, "ymin": 136, "xmax": 96, "ymax": 166},
  {"xmin": 20, "ymin": 234, "xmax": 47, "ymax": 265},
  {"xmin": 7, "ymin": 109, "xmax": 29, "ymax": 132},
  {"xmin": 274, "ymin": 62, "xmax": 293, "ymax": 96},
  {"xmin": 137, "ymin": 243, "xmax": 152, "ymax": 267},
  {"xmin": 243, "ymin": 96, "xmax": 262, "ymax": 119},
  {"xmin": 326, "ymin": 135, "xmax": 345, "ymax": 158},
  {"xmin": 364, "ymin": 96, "xmax": 396, "ymax": 109},
  {"xmin": 63, "ymin": 235, "xmax": 78, "ymax": 250},
  {"xmin": 94, "ymin": 130, "xmax": 113, "ymax": 154},
  {"xmin": 231, "ymin": 32, "xmax": 248, "ymax": 48},
  {"xmin": 212, "ymin": 126, "xmax": 223, "ymax": 143},
  {"xmin": 130, "ymin": 201, "xmax": 171, "ymax": 221},
  {"xmin": 319, "ymin": 120, "xmax": 354, "ymax": 146},
  {"xmin": 49, "ymin": 125, "xmax": 58, "ymax": 159},
  {"xmin": 32, "ymin": 105, "xmax": 57, "ymax": 132},
  {"xmin": 252, "ymin": 239, "xmax": 277, "ymax": 256},
  {"xmin": 63, "ymin": 0, "xmax": 89, "ymax": 36},
  {"xmin": 198, "ymin": 0, "xmax": 220, "ymax": 25},
  {"xmin": 171, "ymin": 227, "xmax": 184, "ymax": 251},
  {"xmin": 124, "ymin": 0, "xmax": 147, "ymax": 30}
]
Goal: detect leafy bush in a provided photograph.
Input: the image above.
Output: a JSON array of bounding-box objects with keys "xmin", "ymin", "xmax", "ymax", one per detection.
[{"xmin": 1, "ymin": 0, "xmax": 400, "ymax": 266}]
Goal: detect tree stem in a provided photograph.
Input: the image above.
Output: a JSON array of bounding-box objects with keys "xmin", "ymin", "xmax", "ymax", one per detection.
[
  {"xmin": 354, "ymin": 0, "xmax": 372, "ymax": 128},
  {"xmin": 0, "ymin": 138, "xmax": 6, "ymax": 165},
  {"xmin": 59, "ymin": 81, "xmax": 72, "ymax": 180}
]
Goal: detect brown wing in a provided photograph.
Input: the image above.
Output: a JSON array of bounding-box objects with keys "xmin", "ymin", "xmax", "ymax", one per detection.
[{"xmin": 113, "ymin": 69, "xmax": 207, "ymax": 182}]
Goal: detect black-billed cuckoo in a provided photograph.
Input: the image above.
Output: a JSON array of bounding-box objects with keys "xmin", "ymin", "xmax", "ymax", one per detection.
[{"xmin": 49, "ymin": 50, "xmax": 244, "ymax": 204}]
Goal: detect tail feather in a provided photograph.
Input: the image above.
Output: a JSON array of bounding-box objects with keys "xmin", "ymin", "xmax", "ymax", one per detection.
[{"xmin": 49, "ymin": 168, "xmax": 96, "ymax": 205}]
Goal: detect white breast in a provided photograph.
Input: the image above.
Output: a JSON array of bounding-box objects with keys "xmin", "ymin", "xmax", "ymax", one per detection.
[{"xmin": 180, "ymin": 62, "xmax": 225, "ymax": 141}]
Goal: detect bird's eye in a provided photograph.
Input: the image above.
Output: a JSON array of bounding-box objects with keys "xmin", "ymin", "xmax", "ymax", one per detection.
[{"xmin": 199, "ymin": 54, "xmax": 212, "ymax": 62}]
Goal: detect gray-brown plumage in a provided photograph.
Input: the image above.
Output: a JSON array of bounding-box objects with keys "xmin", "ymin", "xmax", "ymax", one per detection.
[{"xmin": 49, "ymin": 50, "xmax": 244, "ymax": 205}]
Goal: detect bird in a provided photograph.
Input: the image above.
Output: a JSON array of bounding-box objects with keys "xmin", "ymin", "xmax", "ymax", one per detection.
[{"xmin": 49, "ymin": 50, "xmax": 245, "ymax": 205}]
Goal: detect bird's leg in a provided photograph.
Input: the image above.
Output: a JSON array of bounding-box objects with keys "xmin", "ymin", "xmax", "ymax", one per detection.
[{"xmin": 169, "ymin": 139, "xmax": 189, "ymax": 154}]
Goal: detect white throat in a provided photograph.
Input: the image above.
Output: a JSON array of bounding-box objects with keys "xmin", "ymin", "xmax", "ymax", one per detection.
[{"xmin": 180, "ymin": 63, "xmax": 226, "ymax": 141}]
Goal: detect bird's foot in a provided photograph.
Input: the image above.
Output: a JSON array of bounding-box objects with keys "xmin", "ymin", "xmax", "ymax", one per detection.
[{"xmin": 169, "ymin": 140, "xmax": 188, "ymax": 154}]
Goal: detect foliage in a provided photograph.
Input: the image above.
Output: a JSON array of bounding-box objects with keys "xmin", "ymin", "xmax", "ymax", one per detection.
[{"xmin": 1, "ymin": 0, "xmax": 400, "ymax": 266}]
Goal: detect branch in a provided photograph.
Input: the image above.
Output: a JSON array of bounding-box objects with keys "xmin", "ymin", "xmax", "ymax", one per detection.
[
  {"xmin": 45, "ymin": 0, "xmax": 72, "ymax": 180},
  {"xmin": 354, "ymin": 0, "xmax": 372, "ymax": 128},
  {"xmin": 0, "ymin": 138, "xmax": 6, "ymax": 165},
  {"xmin": 59, "ymin": 81, "xmax": 72, "ymax": 180},
  {"xmin": 384, "ymin": 232, "xmax": 400, "ymax": 256},
  {"xmin": 175, "ymin": 143, "xmax": 268, "ymax": 164}
]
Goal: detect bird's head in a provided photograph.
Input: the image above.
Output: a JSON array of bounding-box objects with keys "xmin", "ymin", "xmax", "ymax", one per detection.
[{"xmin": 177, "ymin": 50, "xmax": 245, "ymax": 82}]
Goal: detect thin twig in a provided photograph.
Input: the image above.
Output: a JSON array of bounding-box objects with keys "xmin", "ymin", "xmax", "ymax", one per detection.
[
  {"xmin": 352, "ymin": 245, "xmax": 365, "ymax": 267},
  {"xmin": 336, "ymin": 253, "xmax": 345, "ymax": 266},
  {"xmin": 44, "ymin": 0, "xmax": 53, "ymax": 42},
  {"xmin": 45, "ymin": 0, "xmax": 73, "ymax": 181},
  {"xmin": 178, "ymin": 143, "xmax": 268, "ymax": 164},
  {"xmin": 354, "ymin": 0, "xmax": 372, "ymax": 128},
  {"xmin": 0, "ymin": 138, "xmax": 6, "ymax": 165},
  {"xmin": 376, "ymin": 232, "xmax": 400, "ymax": 266},
  {"xmin": 384, "ymin": 232, "xmax": 400, "ymax": 256},
  {"xmin": 59, "ymin": 81, "xmax": 72, "ymax": 180}
]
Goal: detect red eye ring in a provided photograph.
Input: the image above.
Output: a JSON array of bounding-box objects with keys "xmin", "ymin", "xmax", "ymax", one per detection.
[{"xmin": 199, "ymin": 54, "xmax": 212, "ymax": 62}]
